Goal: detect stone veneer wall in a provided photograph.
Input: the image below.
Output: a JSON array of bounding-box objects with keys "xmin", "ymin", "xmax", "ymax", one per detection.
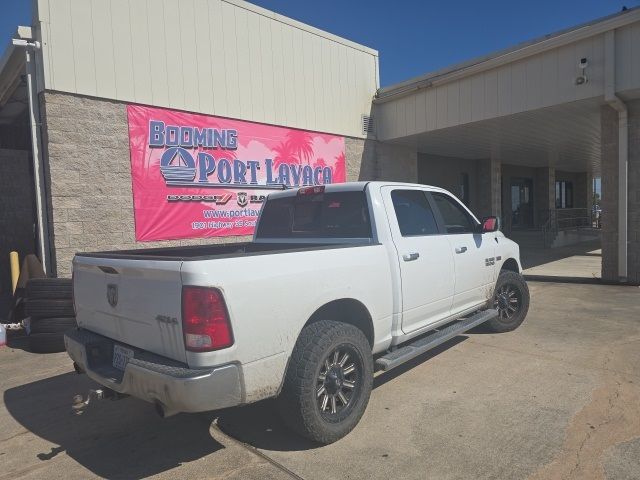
[
  {"xmin": 344, "ymin": 137, "xmax": 417, "ymax": 183},
  {"xmin": 41, "ymin": 92, "xmax": 417, "ymax": 277},
  {"xmin": 417, "ymin": 153, "xmax": 480, "ymax": 211},
  {"xmin": 41, "ymin": 92, "xmax": 246, "ymax": 277}
]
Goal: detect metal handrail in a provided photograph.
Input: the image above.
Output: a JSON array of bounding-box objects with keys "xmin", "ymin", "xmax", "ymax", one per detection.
[
  {"xmin": 541, "ymin": 209, "xmax": 555, "ymax": 248},
  {"xmin": 541, "ymin": 208, "xmax": 594, "ymax": 247}
]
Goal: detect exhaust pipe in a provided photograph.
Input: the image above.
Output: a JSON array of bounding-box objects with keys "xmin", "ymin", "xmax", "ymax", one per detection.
[{"xmin": 154, "ymin": 401, "xmax": 178, "ymax": 418}]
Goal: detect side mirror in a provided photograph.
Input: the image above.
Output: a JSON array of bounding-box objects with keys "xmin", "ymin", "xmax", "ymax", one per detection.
[{"xmin": 481, "ymin": 216, "xmax": 499, "ymax": 233}]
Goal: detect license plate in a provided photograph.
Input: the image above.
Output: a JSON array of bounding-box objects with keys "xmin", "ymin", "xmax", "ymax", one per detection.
[{"xmin": 113, "ymin": 344, "xmax": 134, "ymax": 371}]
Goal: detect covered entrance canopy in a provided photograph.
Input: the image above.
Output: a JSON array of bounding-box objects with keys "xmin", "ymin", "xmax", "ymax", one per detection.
[
  {"xmin": 374, "ymin": 7, "xmax": 640, "ymax": 284},
  {"xmin": 386, "ymin": 97, "xmax": 602, "ymax": 232},
  {"xmin": 386, "ymin": 98, "xmax": 601, "ymax": 174}
]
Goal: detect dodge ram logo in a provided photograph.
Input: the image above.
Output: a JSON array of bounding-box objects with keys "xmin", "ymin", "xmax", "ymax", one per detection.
[
  {"xmin": 236, "ymin": 192, "xmax": 248, "ymax": 207},
  {"xmin": 107, "ymin": 284, "xmax": 118, "ymax": 308}
]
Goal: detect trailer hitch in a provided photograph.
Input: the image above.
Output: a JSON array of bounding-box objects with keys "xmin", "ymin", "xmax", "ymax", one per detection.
[{"xmin": 72, "ymin": 388, "xmax": 127, "ymax": 415}]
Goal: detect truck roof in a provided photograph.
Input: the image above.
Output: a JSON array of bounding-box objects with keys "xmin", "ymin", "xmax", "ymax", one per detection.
[{"xmin": 267, "ymin": 181, "xmax": 449, "ymax": 200}]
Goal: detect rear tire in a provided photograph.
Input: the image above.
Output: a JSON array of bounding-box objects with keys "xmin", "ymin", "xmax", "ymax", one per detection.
[
  {"xmin": 29, "ymin": 333, "xmax": 67, "ymax": 353},
  {"xmin": 30, "ymin": 317, "xmax": 77, "ymax": 335},
  {"xmin": 485, "ymin": 270, "xmax": 530, "ymax": 333},
  {"xmin": 26, "ymin": 299, "xmax": 75, "ymax": 319},
  {"xmin": 277, "ymin": 320, "xmax": 373, "ymax": 444}
]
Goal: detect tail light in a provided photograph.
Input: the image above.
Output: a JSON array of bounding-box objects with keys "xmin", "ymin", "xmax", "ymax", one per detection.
[
  {"xmin": 298, "ymin": 185, "xmax": 325, "ymax": 196},
  {"xmin": 71, "ymin": 270, "xmax": 76, "ymax": 316},
  {"xmin": 181, "ymin": 286, "xmax": 233, "ymax": 352}
]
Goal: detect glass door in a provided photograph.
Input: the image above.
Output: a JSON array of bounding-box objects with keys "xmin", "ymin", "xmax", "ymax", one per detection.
[{"xmin": 510, "ymin": 178, "xmax": 534, "ymax": 228}]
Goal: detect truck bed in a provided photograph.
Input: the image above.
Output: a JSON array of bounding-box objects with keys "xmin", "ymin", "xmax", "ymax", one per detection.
[
  {"xmin": 75, "ymin": 241, "xmax": 372, "ymax": 262},
  {"xmin": 72, "ymin": 238, "xmax": 383, "ymax": 365}
]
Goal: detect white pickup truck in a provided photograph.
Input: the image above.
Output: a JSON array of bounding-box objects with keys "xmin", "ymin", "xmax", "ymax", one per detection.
[{"xmin": 66, "ymin": 181, "xmax": 529, "ymax": 443}]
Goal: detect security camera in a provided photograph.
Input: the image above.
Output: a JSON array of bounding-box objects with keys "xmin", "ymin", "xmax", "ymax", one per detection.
[
  {"xmin": 11, "ymin": 38, "xmax": 41, "ymax": 49},
  {"xmin": 578, "ymin": 58, "xmax": 588, "ymax": 69}
]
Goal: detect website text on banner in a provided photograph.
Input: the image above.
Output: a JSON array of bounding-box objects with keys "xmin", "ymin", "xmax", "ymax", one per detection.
[{"xmin": 127, "ymin": 105, "xmax": 346, "ymax": 241}]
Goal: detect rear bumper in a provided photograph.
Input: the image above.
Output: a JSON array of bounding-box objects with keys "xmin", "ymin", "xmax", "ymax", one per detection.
[{"xmin": 64, "ymin": 329, "xmax": 242, "ymax": 415}]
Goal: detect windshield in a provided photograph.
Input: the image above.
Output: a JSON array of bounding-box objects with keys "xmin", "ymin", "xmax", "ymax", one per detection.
[{"xmin": 256, "ymin": 191, "xmax": 372, "ymax": 239}]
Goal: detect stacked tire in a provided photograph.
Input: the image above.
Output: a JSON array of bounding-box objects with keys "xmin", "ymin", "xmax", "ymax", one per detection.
[{"xmin": 25, "ymin": 278, "xmax": 76, "ymax": 353}]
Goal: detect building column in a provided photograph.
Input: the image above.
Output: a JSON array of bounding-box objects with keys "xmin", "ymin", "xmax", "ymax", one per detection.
[
  {"xmin": 628, "ymin": 100, "xmax": 640, "ymax": 285},
  {"xmin": 585, "ymin": 171, "xmax": 594, "ymax": 213},
  {"xmin": 601, "ymin": 100, "xmax": 640, "ymax": 285},
  {"xmin": 601, "ymin": 105, "xmax": 621, "ymax": 282},
  {"xmin": 600, "ymin": 101, "xmax": 640, "ymax": 284},
  {"xmin": 534, "ymin": 166, "xmax": 555, "ymax": 227},
  {"xmin": 477, "ymin": 156, "xmax": 501, "ymax": 221}
]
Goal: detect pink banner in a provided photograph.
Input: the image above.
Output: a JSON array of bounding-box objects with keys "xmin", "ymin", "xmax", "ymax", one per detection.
[{"xmin": 127, "ymin": 105, "xmax": 346, "ymax": 241}]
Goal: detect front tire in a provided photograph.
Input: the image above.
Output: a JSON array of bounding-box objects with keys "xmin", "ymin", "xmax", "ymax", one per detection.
[
  {"xmin": 277, "ymin": 320, "xmax": 373, "ymax": 444},
  {"xmin": 485, "ymin": 270, "xmax": 530, "ymax": 333}
]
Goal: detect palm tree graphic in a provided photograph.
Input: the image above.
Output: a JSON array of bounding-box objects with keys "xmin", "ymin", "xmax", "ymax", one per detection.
[
  {"xmin": 273, "ymin": 140, "xmax": 297, "ymax": 169},
  {"xmin": 286, "ymin": 130, "xmax": 314, "ymax": 166}
]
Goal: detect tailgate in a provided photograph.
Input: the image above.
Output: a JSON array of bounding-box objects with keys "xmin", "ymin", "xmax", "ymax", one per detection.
[{"xmin": 73, "ymin": 255, "xmax": 186, "ymax": 363}]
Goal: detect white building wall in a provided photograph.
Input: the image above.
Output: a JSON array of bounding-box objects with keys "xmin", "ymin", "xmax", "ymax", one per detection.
[
  {"xmin": 33, "ymin": 0, "xmax": 379, "ymax": 138},
  {"xmin": 377, "ymin": 34, "xmax": 607, "ymax": 141},
  {"xmin": 616, "ymin": 21, "xmax": 640, "ymax": 94},
  {"xmin": 376, "ymin": 15, "xmax": 640, "ymax": 142}
]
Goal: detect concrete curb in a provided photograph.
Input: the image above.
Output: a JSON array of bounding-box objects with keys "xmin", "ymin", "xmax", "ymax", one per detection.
[{"xmin": 524, "ymin": 275, "xmax": 602, "ymax": 285}]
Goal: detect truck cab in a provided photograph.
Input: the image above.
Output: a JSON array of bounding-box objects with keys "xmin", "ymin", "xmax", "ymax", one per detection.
[{"xmin": 66, "ymin": 182, "xmax": 528, "ymax": 444}]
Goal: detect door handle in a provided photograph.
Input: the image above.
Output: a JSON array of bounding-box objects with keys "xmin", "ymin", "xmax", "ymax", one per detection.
[
  {"xmin": 403, "ymin": 252, "xmax": 420, "ymax": 262},
  {"xmin": 455, "ymin": 246, "xmax": 468, "ymax": 254}
]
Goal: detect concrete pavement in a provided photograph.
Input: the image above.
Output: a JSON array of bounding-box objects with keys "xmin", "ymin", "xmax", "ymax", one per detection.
[
  {"xmin": 2, "ymin": 281, "xmax": 640, "ymax": 479},
  {"xmin": 521, "ymin": 240, "xmax": 602, "ymax": 280}
]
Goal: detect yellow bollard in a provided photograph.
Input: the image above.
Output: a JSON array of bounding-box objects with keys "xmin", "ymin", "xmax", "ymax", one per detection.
[{"xmin": 10, "ymin": 251, "xmax": 19, "ymax": 295}]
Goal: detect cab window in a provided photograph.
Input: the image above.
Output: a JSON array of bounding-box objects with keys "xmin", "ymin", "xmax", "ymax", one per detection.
[
  {"xmin": 256, "ymin": 191, "xmax": 372, "ymax": 238},
  {"xmin": 391, "ymin": 190, "xmax": 439, "ymax": 236},
  {"xmin": 431, "ymin": 193, "xmax": 477, "ymax": 234}
]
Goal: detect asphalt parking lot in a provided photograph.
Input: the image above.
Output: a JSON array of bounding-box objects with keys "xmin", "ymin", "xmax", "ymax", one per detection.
[{"xmin": 1, "ymin": 281, "xmax": 640, "ymax": 480}]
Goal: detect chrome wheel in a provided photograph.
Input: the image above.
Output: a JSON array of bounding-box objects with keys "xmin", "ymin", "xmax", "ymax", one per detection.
[
  {"xmin": 316, "ymin": 345, "xmax": 360, "ymax": 417},
  {"xmin": 494, "ymin": 283, "xmax": 521, "ymax": 321}
]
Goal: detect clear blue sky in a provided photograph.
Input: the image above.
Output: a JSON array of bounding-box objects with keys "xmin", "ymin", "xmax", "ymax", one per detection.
[
  {"xmin": 1, "ymin": 0, "xmax": 638, "ymax": 86},
  {"xmin": 249, "ymin": 0, "xmax": 638, "ymax": 86}
]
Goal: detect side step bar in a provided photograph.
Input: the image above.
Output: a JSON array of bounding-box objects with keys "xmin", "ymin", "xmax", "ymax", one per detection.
[{"xmin": 375, "ymin": 309, "xmax": 498, "ymax": 371}]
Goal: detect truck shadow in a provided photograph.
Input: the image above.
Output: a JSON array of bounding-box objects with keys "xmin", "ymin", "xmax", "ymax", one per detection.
[
  {"xmin": 5, "ymin": 336, "xmax": 469, "ymax": 470},
  {"xmin": 4, "ymin": 372, "xmax": 223, "ymax": 479},
  {"xmin": 215, "ymin": 336, "xmax": 468, "ymax": 451}
]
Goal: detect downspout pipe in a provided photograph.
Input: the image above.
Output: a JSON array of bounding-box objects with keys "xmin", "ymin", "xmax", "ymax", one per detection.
[
  {"xmin": 12, "ymin": 38, "xmax": 51, "ymax": 275},
  {"xmin": 604, "ymin": 30, "xmax": 628, "ymax": 281}
]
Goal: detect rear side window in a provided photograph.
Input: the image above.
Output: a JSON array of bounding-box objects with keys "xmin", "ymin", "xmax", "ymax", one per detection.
[
  {"xmin": 431, "ymin": 193, "xmax": 477, "ymax": 234},
  {"xmin": 391, "ymin": 190, "xmax": 439, "ymax": 236},
  {"xmin": 256, "ymin": 191, "xmax": 372, "ymax": 238}
]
